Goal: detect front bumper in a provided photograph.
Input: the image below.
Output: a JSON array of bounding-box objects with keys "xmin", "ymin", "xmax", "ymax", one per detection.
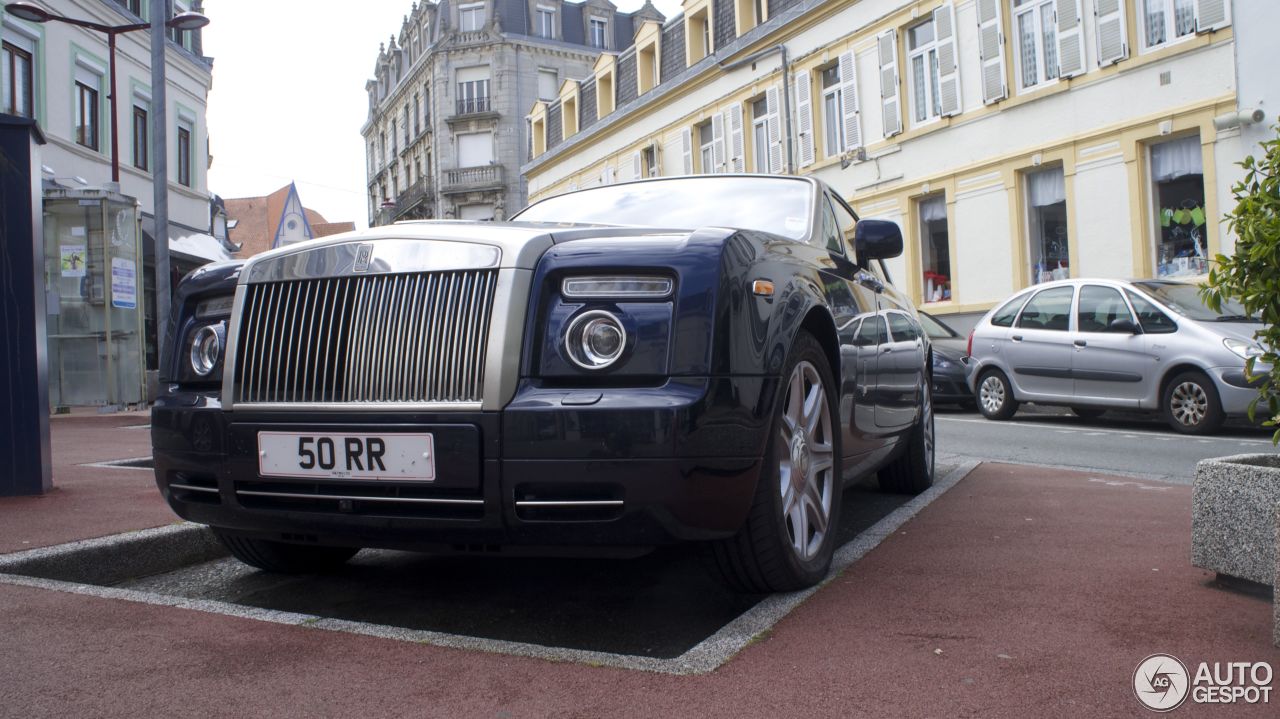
[
  {"xmin": 152, "ymin": 376, "xmax": 774, "ymax": 551},
  {"xmin": 932, "ymin": 359, "xmax": 972, "ymax": 404},
  {"xmin": 1209, "ymin": 365, "xmax": 1272, "ymax": 417}
]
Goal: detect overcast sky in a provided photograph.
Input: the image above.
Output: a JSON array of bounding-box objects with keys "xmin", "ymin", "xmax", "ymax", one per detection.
[{"xmin": 203, "ymin": 0, "xmax": 682, "ymax": 230}]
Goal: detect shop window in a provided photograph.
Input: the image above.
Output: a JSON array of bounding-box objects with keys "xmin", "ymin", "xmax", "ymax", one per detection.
[
  {"xmin": 917, "ymin": 194, "xmax": 950, "ymax": 303},
  {"xmin": 1150, "ymin": 135, "xmax": 1207, "ymax": 277},
  {"xmin": 1026, "ymin": 166, "xmax": 1069, "ymax": 284}
]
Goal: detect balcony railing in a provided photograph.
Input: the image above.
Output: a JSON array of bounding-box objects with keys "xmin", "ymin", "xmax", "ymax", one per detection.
[
  {"xmin": 394, "ymin": 179, "xmax": 432, "ymax": 217},
  {"xmin": 442, "ymin": 165, "xmax": 504, "ymax": 193},
  {"xmin": 455, "ymin": 96, "xmax": 491, "ymax": 116}
]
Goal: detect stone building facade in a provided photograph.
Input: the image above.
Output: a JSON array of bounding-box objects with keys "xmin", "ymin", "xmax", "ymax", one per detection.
[{"xmin": 362, "ymin": 0, "xmax": 662, "ymax": 225}]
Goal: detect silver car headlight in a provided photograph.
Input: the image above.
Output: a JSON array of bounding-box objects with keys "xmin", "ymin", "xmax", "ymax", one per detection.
[
  {"xmin": 189, "ymin": 321, "xmax": 227, "ymax": 377},
  {"xmin": 1224, "ymin": 338, "xmax": 1265, "ymax": 360},
  {"xmin": 564, "ymin": 310, "xmax": 627, "ymax": 370}
]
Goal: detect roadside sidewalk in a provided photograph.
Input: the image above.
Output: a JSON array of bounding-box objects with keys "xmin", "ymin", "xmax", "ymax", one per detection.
[
  {"xmin": 1, "ymin": 440, "xmax": 1276, "ymax": 716},
  {"xmin": 0, "ymin": 412, "xmax": 174, "ymax": 554}
]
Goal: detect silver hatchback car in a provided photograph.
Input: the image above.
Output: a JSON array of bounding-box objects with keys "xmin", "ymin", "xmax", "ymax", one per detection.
[{"xmin": 966, "ymin": 279, "xmax": 1270, "ymax": 434}]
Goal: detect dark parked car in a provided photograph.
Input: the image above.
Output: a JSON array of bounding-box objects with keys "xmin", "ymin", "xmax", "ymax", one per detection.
[
  {"xmin": 919, "ymin": 311, "xmax": 973, "ymax": 408},
  {"xmin": 152, "ymin": 175, "xmax": 934, "ymax": 592}
]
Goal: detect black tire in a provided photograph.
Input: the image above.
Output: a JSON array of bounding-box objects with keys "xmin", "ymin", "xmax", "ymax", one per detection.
[
  {"xmin": 1071, "ymin": 407, "xmax": 1106, "ymax": 420},
  {"xmin": 879, "ymin": 381, "xmax": 936, "ymax": 495},
  {"xmin": 976, "ymin": 369, "xmax": 1019, "ymax": 420},
  {"xmin": 215, "ymin": 530, "xmax": 360, "ymax": 573},
  {"xmin": 709, "ymin": 331, "xmax": 842, "ymax": 593},
  {"xmin": 1162, "ymin": 370, "xmax": 1225, "ymax": 435}
]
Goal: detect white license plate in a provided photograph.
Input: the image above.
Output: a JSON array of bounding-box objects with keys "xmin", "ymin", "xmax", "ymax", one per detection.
[{"xmin": 257, "ymin": 432, "xmax": 435, "ymax": 481}]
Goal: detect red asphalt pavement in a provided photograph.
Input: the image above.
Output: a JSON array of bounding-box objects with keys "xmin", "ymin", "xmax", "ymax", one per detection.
[{"xmin": 1, "ymin": 415, "xmax": 1277, "ymax": 717}]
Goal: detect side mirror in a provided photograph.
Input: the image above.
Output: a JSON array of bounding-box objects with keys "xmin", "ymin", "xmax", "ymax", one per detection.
[
  {"xmin": 1109, "ymin": 318, "xmax": 1142, "ymax": 334},
  {"xmin": 854, "ymin": 219, "xmax": 903, "ymax": 261}
]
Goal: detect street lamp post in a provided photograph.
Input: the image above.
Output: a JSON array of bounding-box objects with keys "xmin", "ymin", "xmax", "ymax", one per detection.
[
  {"xmin": 4, "ymin": 1, "xmax": 209, "ymax": 377},
  {"xmin": 3, "ymin": 2, "xmax": 208, "ymax": 184}
]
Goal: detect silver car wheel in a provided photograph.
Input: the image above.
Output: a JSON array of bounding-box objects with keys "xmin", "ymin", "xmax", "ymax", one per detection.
[
  {"xmin": 1170, "ymin": 381, "xmax": 1209, "ymax": 427},
  {"xmin": 777, "ymin": 360, "xmax": 835, "ymax": 562},
  {"xmin": 979, "ymin": 375, "xmax": 1005, "ymax": 414},
  {"xmin": 923, "ymin": 382, "xmax": 936, "ymax": 481}
]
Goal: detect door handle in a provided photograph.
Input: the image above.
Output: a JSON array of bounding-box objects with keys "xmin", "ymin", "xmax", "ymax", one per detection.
[
  {"xmin": 1011, "ymin": 335, "xmax": 1024, "ymax": 342},
  {"xmin": 1074, "ymin": 340, "xmax": 1087, "ymax": 347}
]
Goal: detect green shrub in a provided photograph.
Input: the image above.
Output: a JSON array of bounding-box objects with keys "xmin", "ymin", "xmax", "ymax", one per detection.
[{"xmin": 1202, "ymin": 126, "xmax": 1280, "ymax": 444}]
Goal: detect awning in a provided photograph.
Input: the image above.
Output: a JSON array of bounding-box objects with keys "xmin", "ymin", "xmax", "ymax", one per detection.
[{"xmin": 168, "ymin": 231, "xmax": 232, "ymax": 264}]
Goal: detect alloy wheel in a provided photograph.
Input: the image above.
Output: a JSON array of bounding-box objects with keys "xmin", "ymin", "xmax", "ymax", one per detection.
[
  {"xmin": 777, "ymin": 360, "xmax": 835, "ymax": 562},
  {"xmin": 1170, "ymin": 381, "xmax": 1209, "ymax": 427},
  {"xmin": 979, "ymin": 375, "xmax": 1005, "ymax": 415}
]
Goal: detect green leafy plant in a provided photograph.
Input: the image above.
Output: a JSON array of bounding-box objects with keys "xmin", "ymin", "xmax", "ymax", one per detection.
[{"xmin": 1202, "ymin": 125, "xmax": 1280, "ymax": 444}]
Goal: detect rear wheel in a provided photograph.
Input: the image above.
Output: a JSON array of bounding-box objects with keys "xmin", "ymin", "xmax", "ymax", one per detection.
[
  {"xmin": 709, "ymin": 331, "xmax": 842, "ymax": 593},
  {"xmin": 1071, "ymin": 407, "xmax": 1106, "ymax": 420},
  {"xmin": 1162, "ymin": 371, "xmax": 1225, "ymax": 435},
  {"xmin": 879, "ymin": 381, "xmax": 935, "ymax": 495},
  {"xmin": 214, "ymin": 530, "xmax": 360, "ymax": 573},
  {"xmin": 977, "ymin": 369, "xmax": 1019, "ymax": 420}
]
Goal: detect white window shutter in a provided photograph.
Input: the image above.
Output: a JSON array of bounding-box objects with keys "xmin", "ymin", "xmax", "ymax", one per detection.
[
  {"xmin": 877, "ymin": 30, "xmax": 903, "ymax": 136},
  {"xmin": 728, "ymin": 105, "xmax": 745, "ymax": 172},
  {"xmin": 1194, "ymin": 0, "xmax": 1230, "ymax": 32},
  {"xmin": 838, "ymin": 50, "xmax": 862, "ymax": 151},
  {"xmin": 632, "ymin": 151, "xmax": 642, "ymax": 179},
  {"xmin": 976, "ymin": 0, "xmax": 1007, "ymax": 104},
  {"xmin": 934, "ymin": 3, "xmax": 962, "ymax": 116},
  {"xmin": 765, "ymin": 85, "xmax": 783, "ymax": 173},
  {"xmin": 1055, "ymin": 0, "xmax": 1086, "ymax": 78},
  {"xmin": 1095, "ymin": 0, "xmax": 1128, "ymax": 66},
  {"xmin": 681, "ymin": 127, "xmax": 693, "ymax": 175},
  {"xmin": 794, "ymin": 69, "xmax": 815, "ymax": 168},
  {"xmin": 711, "ymin": 111, "xmax": 727, "ymax": 172}
]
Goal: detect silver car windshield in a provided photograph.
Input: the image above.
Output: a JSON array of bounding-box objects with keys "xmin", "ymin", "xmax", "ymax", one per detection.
[
  {"xmin": 513, "ymin": 177, "xmax": 814, "ymax": 241},
  {"xmin": 1131, "ymin": 281, "xmax": 1257, "ymax": 322}
]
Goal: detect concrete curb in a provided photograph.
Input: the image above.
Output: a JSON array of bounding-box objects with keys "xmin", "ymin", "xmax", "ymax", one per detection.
[
  {"xmin": 0, "ymin": 523, "xmax": 227, "ymax": 585},
  {"xmin": 0, "ymin": 461, "xmax": 980, "ymax": 675}
]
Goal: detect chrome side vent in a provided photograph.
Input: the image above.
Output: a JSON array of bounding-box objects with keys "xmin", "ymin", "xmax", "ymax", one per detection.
[{"xmin": 233, "ymin": 270, "xmax": 497, "ymax": 405}]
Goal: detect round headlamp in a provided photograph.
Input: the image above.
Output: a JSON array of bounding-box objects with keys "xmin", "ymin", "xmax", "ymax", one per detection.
[
  {"xmin": 190, "ymin": 323, "xmax": 224, "ymax": 377},
  {"xmin": 565, "ymin": 310, "xmax": 627, "ymax": 370}
]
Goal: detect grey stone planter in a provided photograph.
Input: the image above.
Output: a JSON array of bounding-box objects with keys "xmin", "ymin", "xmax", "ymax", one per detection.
[{"xmin": 1191, "ymin": 453, "xmax": 1280, "ymax": 586}]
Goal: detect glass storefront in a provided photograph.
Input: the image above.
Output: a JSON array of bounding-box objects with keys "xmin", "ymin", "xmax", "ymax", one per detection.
[
  {"xmin": 1025, "ymin": 166, "xmax": 1070, "ymax": 284},
  {"xmin": 917, "ymin": 194, "xmax": 950, "ymax": 303},
  {"xmin": 43, "ymin": 190, "xmax": 145, "ymax": 408},
  {"xmin": 1149, "ymin": 134, "xmax": 1208, "ymax": 277}
]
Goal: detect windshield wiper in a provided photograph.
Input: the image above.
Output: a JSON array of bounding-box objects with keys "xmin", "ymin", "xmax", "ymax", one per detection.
[{"xmin": 1214, "ymin": 314, "xmax": 1259, "ymax": 322}]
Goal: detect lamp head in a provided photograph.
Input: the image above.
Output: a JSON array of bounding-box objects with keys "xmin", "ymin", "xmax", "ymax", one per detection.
[
  {"xmin": 3, "ymin": 2, "xmax": 54, "ymax": 23},
  {"xmin": 167, "ymin": 11, "xmax": 210, "ymax": 32}
]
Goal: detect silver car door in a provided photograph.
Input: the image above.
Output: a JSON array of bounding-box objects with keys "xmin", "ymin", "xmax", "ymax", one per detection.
[
  {"xmin": 1006, "ymin": 286, "xmax": 1077, "ymax": 399},
  {"xmin": 1071, "ymin": 285, "xmax": 1149, "ymax": 406}
]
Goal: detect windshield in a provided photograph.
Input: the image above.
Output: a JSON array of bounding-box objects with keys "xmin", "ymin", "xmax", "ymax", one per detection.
[
  {"xmin": 514, "ymin": 177, "xmax": 814, "ymax": 240},
  {"xmin": 918, "ymin": 312, "xmax": 958, "ymax": 339},
  {"xmin": 1131, "ymin": 281, "xmax": 1257, "ymax": 321}
]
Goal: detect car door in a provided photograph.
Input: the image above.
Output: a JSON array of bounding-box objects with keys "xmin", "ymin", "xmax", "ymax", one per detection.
[
  {"xmin": 1071, "ymin": 284, "xmax": 1150, "ymax": 406},
  {"xmin": 1006, "ymin": 285, "xmax": 1077, "ymax": 399},
  {"xmin": 874, "ymin": 309, "xmax": 924, "ymax": 429}
]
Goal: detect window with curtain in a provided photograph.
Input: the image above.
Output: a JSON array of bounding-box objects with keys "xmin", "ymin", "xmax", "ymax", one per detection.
[
  {"xmin": 1141, "ymin": 0, "xmax": 1196, "ymax": 51},
  {"xmin": 1013, "ymin": 0, "xmax": 1058, "ymax": 90},
  {"xmin": 918, "ymin": 194, "xmax": 950, "ymax": 302},
  {"xmin": 906, "ymin": 17, "xmax": 942, "ymax": 125},
  {"xmin": 1150, "ymin": 134, "xmax": 1206, "ymax": 276},
  {"xmin": 1025, "ymin": 166, "xmax": 1069, "ymax": 284}
]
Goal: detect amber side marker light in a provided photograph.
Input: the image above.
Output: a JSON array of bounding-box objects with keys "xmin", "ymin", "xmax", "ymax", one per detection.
[{"xmin": 751, "ymin": 279, "xmax": 775, "ymax": 297}]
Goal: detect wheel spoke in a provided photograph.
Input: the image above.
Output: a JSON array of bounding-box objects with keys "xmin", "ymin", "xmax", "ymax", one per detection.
[
  {"xmin": 804, "ymin": 490, "xmax": 829, "ymax": 536},
  {"xmin": 787, "ymin": 368, "xmax": 805, "ymax": 429},
  {"xmin": 810, "ymin": 443, "xmax": 834, "ymax": 474},
  {"xmin": 803, "ymin": 382, "xmax": 824, "ymax": 439},
  {"xmin": 788, "ymin": 499, "xmax": 807, "ymax": 554}
]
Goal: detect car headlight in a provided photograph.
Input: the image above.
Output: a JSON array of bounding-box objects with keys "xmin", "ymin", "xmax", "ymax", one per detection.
[
  {"xmin": 1224, "ymin": 338, "xmax": 1265, "ymax": 360},
  {"xmin": 564, "ymin": 310, "xmax": 627, "ymax": 369},
  {"xmin": 189, "ymin": 321, "xmax": 227, "ymax": 378},
  {"xmin": 561, "ymin": 275, "xmax": 673, "ymax": 299}
]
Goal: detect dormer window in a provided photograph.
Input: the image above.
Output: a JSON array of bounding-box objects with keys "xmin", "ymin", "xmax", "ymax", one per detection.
[
  {"xmin": 459, "ymin": 3, "xmax": 486, "ymax": 32},
  {"xmin": 537, "ymin": 5, "xmax": 557, "ymax": 39},
  {"xmin": 635, "ymin": 22, "xmax": 661, "ymax": 95},
  {"xmin": 684, "ymin": 0, "xmax": 713, "ymax": 64},
  {"xmin": 734, "ymin": 0, "xmax": 767, "ymax": 36},
  {"xmin": 589, "ymin": 17, "xmax": 609, "ymax": 49}
]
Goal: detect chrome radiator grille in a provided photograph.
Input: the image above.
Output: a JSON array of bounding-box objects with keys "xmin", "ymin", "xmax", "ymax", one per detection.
[{"xmin": 232, "ymin": 270, "xmax": 498, "ymax": 405}]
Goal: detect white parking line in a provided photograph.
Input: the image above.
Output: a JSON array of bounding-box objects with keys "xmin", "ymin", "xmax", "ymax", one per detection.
[{"xmin": 935, "ymin": 415, "xmax": 1275, "ymax": 445}]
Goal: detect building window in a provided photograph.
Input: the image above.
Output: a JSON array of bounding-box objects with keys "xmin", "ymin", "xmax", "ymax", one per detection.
[
  {"xmin": 1025, "ymin": 166, "xmax": 1069, "ymax": 284},
  {"xmin": 1140, "ymin": 0, "xmax": 1196, "ymax": 51},
  {"xmin": 380, "ymin": 131, "xmax": 387, "ymax": 165},
  {"xmin": 820, "ymin": 66, "xmax": 845, "ymax": 158},
  {"xmin": 698, "ymin": 121, "xmax": 714, "ymax": 174},
  {"xmin": 413, "ymin": 92, "xmax": 420, "ymax": 134},
  {"xmin": 906, "ymin": 17, "xmax": 942, "ymax": 125},
  {"xmin": 917, "ymin": 194, "xmax": 950, "ymax": 303},
  {"xmin": 123, "ymin": 0, "xmax": 142, "ymax": 15},
  {"xmin": 457, "ymin": 131, "xmax": 494, "ymax": 166},
  {"xmin": 456, "ymin": 67, "xmax": 490, "ymax": 114},
  {"xmin": 169, "ymin": 2, "xmax": 194, "ymax": 50},
  {"xmin": 75, "ymin": 80, "xmax": 100, "ymax": 151},
  {"xmin": 641, "ymin": 144, "xmax": 659, "ymax": 178},
  {"xmin": 177, "ymin": 124, "xmax": 192, "ymax": 186},
  {"xmin": 1150, "ymin": 134, "xmax": 1207, "ymax": 277},
  {"xmin": 751, "ymin": 97, "xmax": 769, "ymax": 173},
  {"xmin": 3, "ymin": 41, "xmax": 34, "ymax": 118},
  {"xmin": 687, "ymin": 7, "xmax": 711, "ymax": 64},
  {"xmin": 589, "ymin": 17, "xmax": 608, "ymax": 49},
  {"xmin": 459, "ymin": 3, "xmax": 486, "ymax": 33},
  {"xmin": 132, "ymin": 105, "xmax": 148, "ymax": 171},
  {"xmin": 536, "ymin": 6, "xmax": 556, "ymax": 39},
  {"xmin": 390, "ymin": 119, "xmax": 398, "ymax": 155},
  {"xmin": 1013, "ymin": 0, "xmax": 1058, "ymax": 89},
  {"xmin": 637, "ymin": 38, "xmax": 659, "ymax": 94},
  {"xmin": 538, "ymin": 69, "xmax": 558, "ymax": 101},
  {"xmin": 402, "ymin": 106, "xmax": 410, "ymax": 144}
]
